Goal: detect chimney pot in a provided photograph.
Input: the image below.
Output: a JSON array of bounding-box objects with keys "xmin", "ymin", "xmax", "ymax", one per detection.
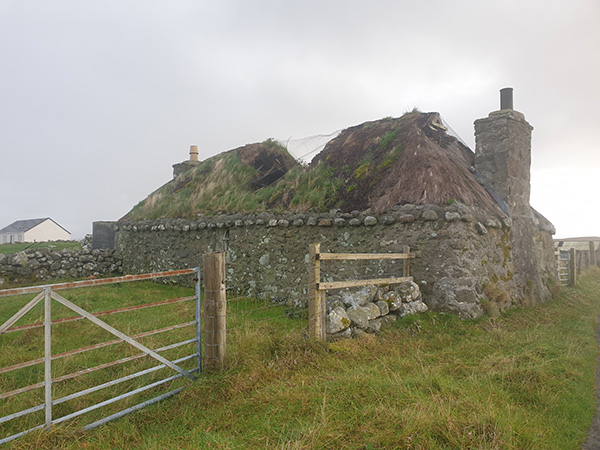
[
  {"xmin": 500, "ymin": 87, "xmax": 513, "ymax": 110},
  {"xmin": 190, "ymin": 145, "xmax": 199, "ymax": 162}
]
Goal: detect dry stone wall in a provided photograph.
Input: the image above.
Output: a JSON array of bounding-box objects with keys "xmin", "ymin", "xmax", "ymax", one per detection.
[
  {"xmin": 326, "ymin": 282, "xmax": 427, "ymax": 340},
  {"xmin": 0, "ymin": 248, "xmax": 121, "ymax": 285},
  {"xmin": 111, "ymin": 202, "xmax": 557, "ymax": 319}
]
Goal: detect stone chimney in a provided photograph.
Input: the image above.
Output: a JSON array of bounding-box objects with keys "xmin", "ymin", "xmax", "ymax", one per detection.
[
  {"xmin": 190, "ymin": 145, "xmax": 199, "ymax": 162},
  {"xmin": 172, "ymin": 145, "xmax": 201, "ymax": 178},
  {"xmin": 474, "ymin": 88, "xmax": 533, "ymax": 216},
  {"xmin": 474, "ymin": 89, "xmax": 554, "ymax": 304}
]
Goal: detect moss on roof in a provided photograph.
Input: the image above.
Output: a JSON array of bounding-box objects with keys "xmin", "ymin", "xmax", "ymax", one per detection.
[{"xmin": 123, "ymin": 112, "xmax": 503, "ymax": 220}]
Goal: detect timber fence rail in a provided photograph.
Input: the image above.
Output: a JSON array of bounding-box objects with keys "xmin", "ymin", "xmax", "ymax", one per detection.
[
  {"xmin": 308, "ymin": 243, "xmax": 414, "ymax": 341},
  {"xmin": 555, "ymin": 240, "xmax": 599, "ymax": 287},
  {"xmin": 1, "ymin": 250, "xmax": 418, "ymax": 444},
  {"xmin": 0, "ymin": 269, "xmax": 201, "ymax": 445},
  {"xmin": 204, "ymin": 247, "xmax": 416, "ymax": 366}
]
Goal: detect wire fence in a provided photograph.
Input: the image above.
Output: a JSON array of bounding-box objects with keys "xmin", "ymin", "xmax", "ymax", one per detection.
[{"xmin": 1, "ymin": 248, "xmax": 416, "ymax": 442}]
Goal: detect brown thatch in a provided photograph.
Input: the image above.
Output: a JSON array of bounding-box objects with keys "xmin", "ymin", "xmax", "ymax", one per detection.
[
  {"xmin": 237, "ymin": 140, "xmax": 298, "ymax": 189},
  {"xmin": 124, "ymin": 111, "xmax": 507, "ymax": 220},
  {"xmin": 311, "ymin": 112, "xmax": 503, "ymax": 214}
]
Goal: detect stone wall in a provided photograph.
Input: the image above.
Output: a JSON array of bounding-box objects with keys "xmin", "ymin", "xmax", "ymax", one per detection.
[
  {"xmin": 110, "ymin": 203, "xmax": 557, "ymax": 319},
  {"xmin": 0, "ymin": 247, "xmax": 122, "ymax": 285},
  {"xmin": 326, "ymin": 282, "xmax": 427, "ymax": 340}
]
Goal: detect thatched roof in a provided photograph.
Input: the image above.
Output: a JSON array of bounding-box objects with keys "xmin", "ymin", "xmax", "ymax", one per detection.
[
  {"xmin": 124, "ymin": 111, "xmax": 509, "ymax": 219},
  {"xmin": 311, "ymin": 112, "xmax": 503, "ymax": 214}
]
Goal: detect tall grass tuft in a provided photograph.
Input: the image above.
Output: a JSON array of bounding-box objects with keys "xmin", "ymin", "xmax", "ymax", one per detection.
[{"xmin": 6, "ymin": 270, "xmax": 600, "ymax": 449}]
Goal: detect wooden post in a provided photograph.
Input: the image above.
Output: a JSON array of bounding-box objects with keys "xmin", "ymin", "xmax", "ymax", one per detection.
[
  {"xmin": 585, "ymin": 251, "xmax": 590, "ymax": 272},
  {"xmin": 308, "ymin": 243, "xmax": 326, "ymax": 341},
  {"xmin": 203, "ymin": 252, "xmax": 226, "ymax": 368},
  {"xmin": 590, "ymin": 241, "xmax": 597, "ymax": 267},
  {"xmin": 403, "ymin": 245, "xmax": 411, "ymax": 277},
  {"xmin": 569, "ymin": 248, "xmax": 577, "ymax": 287}
]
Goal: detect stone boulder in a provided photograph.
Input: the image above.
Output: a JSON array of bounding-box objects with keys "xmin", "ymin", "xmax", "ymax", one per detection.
[
  {"xmin": 398, "ymin": 300, "xmax": 429, "ymax": 317},
  {"xmin": 325, "ymin": 280, "xmax": 427, "ymax": 340},
  {"xmin": 340, "ymin": 286, "xmax": 377, "ymax": 308},
  {"xmin": 327, "ymin": 306, "xmax": 351, "ymax": 334},
  {"xmin": 346, "ymin": 306, "xmax": 371, "ymax": 329}
]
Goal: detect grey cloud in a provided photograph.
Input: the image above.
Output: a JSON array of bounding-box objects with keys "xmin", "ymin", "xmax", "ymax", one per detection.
[{"xmin": 0, "ymin": 0, "xmax": 598, "ymax": 238}]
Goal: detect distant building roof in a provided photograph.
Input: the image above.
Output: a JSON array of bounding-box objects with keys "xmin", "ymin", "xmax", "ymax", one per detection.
[
  {"xmin": 0, "ymin": 218, "xmax": 70, "ymax": 235},
  {"xmin": 554, "ymin": 238, "xmax": 600, "ymax": 252},
  {"xmin": 554, "ymin": 237, "xmax": 600, "ymax": 242}
]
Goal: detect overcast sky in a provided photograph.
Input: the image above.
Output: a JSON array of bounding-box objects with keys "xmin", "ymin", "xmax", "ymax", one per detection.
[{"xmin": 1, "ymin": 0, "xmax": 598, "ymax": 239}]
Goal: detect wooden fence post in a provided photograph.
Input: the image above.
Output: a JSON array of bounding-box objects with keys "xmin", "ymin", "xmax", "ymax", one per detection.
[
  {"xmin": 569, "ymin": 248, "xmax": 577, "ymax": 287},
  {"xmin": 203, "ymin": 252, "xmax": 226, "ymax": 368},
  {"xmin": 403, "ymin": 245, "xmax": 411, "ymax": 277},
  {"xmin": 308, "ymin": 243, "xmax": 326, "ymax": 341},
  {"xmin": 585, "ymin": 251, "xmax": 590, "ymax": 272}
]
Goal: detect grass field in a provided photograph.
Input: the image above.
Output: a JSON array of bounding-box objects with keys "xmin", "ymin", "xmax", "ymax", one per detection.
[
  {"xmin": 0, "ymin": 241, "xmax": 82, "ymax": 255},
  {"xmin": 3, "ymin": 270, "xmax": 600, "ymax": 449},
  {"xmin": 0, "ymin": 278, "xmax": 199, "ymax": 447}
]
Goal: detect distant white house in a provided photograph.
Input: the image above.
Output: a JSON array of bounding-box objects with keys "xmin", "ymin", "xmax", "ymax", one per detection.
[{"xmin": 0, "ymin": 218, "xmax": 71, "ymax": 244}]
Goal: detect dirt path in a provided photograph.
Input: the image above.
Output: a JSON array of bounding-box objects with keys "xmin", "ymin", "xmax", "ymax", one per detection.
[{"xmin": 583, "ymin": 321, "xmax": 600, "ymax": 449}]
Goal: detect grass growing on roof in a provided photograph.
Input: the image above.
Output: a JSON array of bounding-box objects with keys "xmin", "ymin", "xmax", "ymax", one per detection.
[
  {"xmin": 124, "ymin": 140, "xmax": 347, "ymax": 219},
  {"xmin": 127, "ymin": 151, "xmax": 262, "ymax": 219}
]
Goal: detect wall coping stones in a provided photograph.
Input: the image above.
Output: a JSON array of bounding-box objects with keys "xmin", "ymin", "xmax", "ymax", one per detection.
[
  {"xmin": 445, "ymin": 212, "xmax": 460, "ymax": 222},
  {"xmin": 422, "ymin": 210, "xmax": 438, "ymax": 221},
  {"xmin": 114, "ymin": 203, "xmax": 552, "ymax": 235},
  {"xmin": 398, "ymin": 214, "xmax": 415, "ymax": 223},
  {"xmin": 476, "ymin": 222, "xmax": 487, "ymax": 235},
  {"xmin": 363, "ymin": 216, "xmax": 378, "ymax": 226},
  {"xmin": 485, "ymin": 218, "xmax": 502, "ymax": 229}
]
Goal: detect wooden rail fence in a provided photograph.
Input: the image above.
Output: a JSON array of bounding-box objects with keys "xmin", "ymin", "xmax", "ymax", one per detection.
[{"xmin": 308, "ymin": 243, "xmax": 414, "ymax": 341}]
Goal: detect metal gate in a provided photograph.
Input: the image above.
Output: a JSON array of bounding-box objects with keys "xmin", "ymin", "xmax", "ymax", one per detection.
[
  {"xmin": 0, "ymin": 269, "xmax": 201, "ymax": 445},
  {"xmin": 557, "ymin": 250, "xmax": 570, "ymax": 286}
]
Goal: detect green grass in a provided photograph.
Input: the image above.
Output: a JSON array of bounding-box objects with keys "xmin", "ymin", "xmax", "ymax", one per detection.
[
  {"xmin": 0, "ymin": 280, "xmax": 199, "ymax": 446},
  {"xmin": 279, "ymin": 162, "xmax": 342, "ymax": 211},
  {"xmin": 4, "ymin": 271, "xmax": 600, "ymax": 449},
  {"xmin": 379, "ymin": 130, "xmax": 399, "ymax": 150},
  {"xmin": 0, "ymin": 241, "xmax": 82, "ymax": 255},
  {"xmin": 126, "ymin": 140, "xmax": 312, "ymax": 219},
  {"xmin": 161, "ymin": 159, "xmax": 341, "ymax": 216}
]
